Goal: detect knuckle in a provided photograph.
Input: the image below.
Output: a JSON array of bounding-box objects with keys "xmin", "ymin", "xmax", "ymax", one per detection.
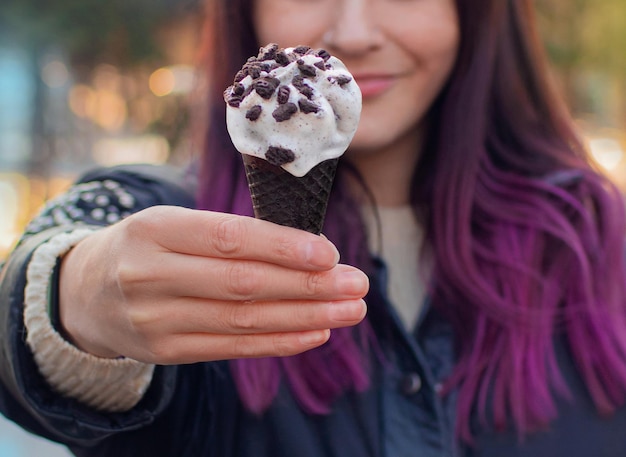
[
  {"xmin": 145, "ymin": 338, "xmax": 176, "ymax": 364},
  {"xmin": 211, "ymin": 216, "xmax": 245, "ymax": 256},
  {"xmin": 114, "ymin": 259, "xmax": 138, "ymax": 284},
  {"xmin": 272, "ymin": 235, "xmax": 298, "ymax": 261},
  {"xmin": 127, "ymin": 305, "xmax": 158, "ymax": 333},
  {"xmin": 302, "ymin": 272, "xmax": 326, "ymax": 297},
  {"xmin": 123, "ymin": 208, "xmax": 158, "ymax": 239},
  {"xmin": 272, "ymin": 334, "xmax": 298, "ymax": 357},
  {"xmin": 228, "ymin": 304, "xmax": 259, "ymax": 331},
  {"xmin": 232, "ymin": 334, "xmax": 298, "ymax": 358},
  {"xmin": 113, "ymin": 258, "xmax": 146, "ymax": 297},
  {"xmin": 232, "ymin": 335, "xmax": 257, "ymax": 358},
  {"xmin": 224, "ymin": 262, "xmax": 260, "ymax": 299}
]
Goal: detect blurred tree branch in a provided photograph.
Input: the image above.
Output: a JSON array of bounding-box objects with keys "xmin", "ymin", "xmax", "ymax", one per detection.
[
  {"xmin": 535, "ymin": 0, "xmax": 626, "ymax": 118},
  {"xmin": 0, "ymin": 0, "xmax": 198, "ymax": 68},
  {"xmin": 536, "ymin": 0, "xmax": 626, "ymax": 78}
]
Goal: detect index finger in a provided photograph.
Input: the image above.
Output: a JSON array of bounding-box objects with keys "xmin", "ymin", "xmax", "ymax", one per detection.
[{"xmin": 136, "ymin": 206, "xmax": 341, "ymax": 271}]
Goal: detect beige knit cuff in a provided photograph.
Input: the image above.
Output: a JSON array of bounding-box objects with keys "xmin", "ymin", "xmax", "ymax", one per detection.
[{"xmin": 24, "ymin": 229, "xmax": 155, "ymax": 412}]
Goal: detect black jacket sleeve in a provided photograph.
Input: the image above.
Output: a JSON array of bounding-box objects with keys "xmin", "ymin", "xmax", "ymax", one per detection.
[{"xmin": 0, "ymin": 164, "xmax": 195, "ymax": 448}]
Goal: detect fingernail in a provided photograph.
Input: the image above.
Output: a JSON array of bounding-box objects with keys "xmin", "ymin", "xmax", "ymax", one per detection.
[
  {"xmin": 305, "ymin": 240, "xmax": 340, "ymax": 268},
  {"xmin": 330, "ymin": 300, "xmax": 367, "ymax": 322},
  {"xmin": 338, "ymin": 269, "xmax": 369, "ymax": 295},
  {"xmin": 299, "ymin": 330, "xmax": 330, "ymax": 345}
]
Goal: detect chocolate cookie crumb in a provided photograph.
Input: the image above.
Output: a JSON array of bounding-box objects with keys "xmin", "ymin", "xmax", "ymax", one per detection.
[
  {"xmin": 265, "ymin": 146, "xmax": 296, "ymax": 166},
  {"xmin": 246, "ymin": 64, "xmax": 262, "ymax": 79},
  {"xmin": 259, "ymin": 43, "xmax": 279, "ymax": 61},
  {"xmin": 277, "ymin": 86, "xmax": 291, "ymax": 104},
  {"xmin": 336, "ymin": 75, "xmax": 353, "ymax": 86},
  {"xmin": 275, "ymin": 51, "xmax": 289, "ymax": 66},
  {"xmin": 300, "ymin": 85, "xmax": 314, "ymax": 99},
  {"xmin": 298, "ymin": 64, "xmax": 318, "ymax": 78},
  {"xmin": 298, "ymin": 99, "xmax": 320, "ymax": 114},
  {"xmin": 245, "ymin": 105, "xmax": 263, "ymax": 121},
  {"xmin": 313, "ymin": 60, "xmax": 326, "ymax": 71},
  {"xmin": 234, "ymin": 70, "xmax": 247, "ymax": 83},
  {"xmin": 232, "ymin": 83, "xmax": 245, "ymax": 96},
  {"xmin": 292, "ymin": 75, "xmax": 315, "ymax": 99},
  {"xmin": 316, "ymin": 49, "xmax": 331, "ymax": 61},
  {"xmin": 226, "ymin": 95, "xmax": 242, "ymax": 108},
  {"xmin": 272, "ymin": 103, "xmax": 298, "ymax": 122},
  {"xmin": 293, "ymin": 45, "xmax": 312, "ymax": 55},
  {"xmin": 254, "ymin": 77, "xmax": 281, "ymax": 99},
  {"xmin": 292, "ymin": 74, "xmax": 305, "ymax": 88}
]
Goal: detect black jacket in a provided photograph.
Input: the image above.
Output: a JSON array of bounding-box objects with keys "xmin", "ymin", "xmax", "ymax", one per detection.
[{"xmin": 1, "ymin": 165, "xmax": 625, "ymax": 457}]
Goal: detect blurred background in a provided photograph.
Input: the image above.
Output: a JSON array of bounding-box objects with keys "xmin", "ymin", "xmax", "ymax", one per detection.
[
  {"xmin": 0, "ymin": 0, "xmax": 625, "ymax": 455},
  {"xmin": 0, "ymin": 0, "xmax": 202, "ymax": 263},
  {"xmin": 0, "ymin": 1, "xmax": 200, "ymax": 455}
]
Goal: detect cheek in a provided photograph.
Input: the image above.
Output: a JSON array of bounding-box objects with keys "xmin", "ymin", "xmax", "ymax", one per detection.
[
  {"xmin": 350, "ymin": 38, "xmax": 459, "ymax": 151},
  {"xmin": 388, "ymin": 16, "xmax": 459, "ymax": 128},
  {"xmin": 350, "ymin": 98, "xmax": 420, "ymax": 151},
  {"xmin": 391, "ymin": 3, "xmax": 460, "ymax": 75},
  {"xmin": 418, "ymin": 32, "xmax": 459, "ymax": 84}
]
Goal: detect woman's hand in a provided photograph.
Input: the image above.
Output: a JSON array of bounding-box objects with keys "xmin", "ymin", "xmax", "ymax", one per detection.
[{"xmin": 58, "ymin": 206, "xmax": 369, "ymax": 364}]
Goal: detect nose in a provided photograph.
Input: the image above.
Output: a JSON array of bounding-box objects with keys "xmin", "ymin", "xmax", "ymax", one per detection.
[{"xmin": 323, "ymin": 0, "xmax": 384, "ymax": 56}]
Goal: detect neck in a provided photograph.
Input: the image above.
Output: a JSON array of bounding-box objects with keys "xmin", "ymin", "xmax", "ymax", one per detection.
[{"xmin": 346, "ymin": 128, "xmax": 423, "ymax": 207}]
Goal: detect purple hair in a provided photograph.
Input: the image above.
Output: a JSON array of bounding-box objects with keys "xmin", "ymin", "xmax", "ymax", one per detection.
[{"xmin": 196, "ymin": 0, "xmax": 626, "ymax": 441}]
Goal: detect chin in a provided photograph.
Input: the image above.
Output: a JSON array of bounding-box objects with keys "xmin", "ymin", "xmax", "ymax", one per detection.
[
  {"xmin": 350, "ymin": 128, "xmax": 397, "ymax": 151},
  {"xmin": 345, "ymin": 138, "xmax": 391, "ymax": 159}
]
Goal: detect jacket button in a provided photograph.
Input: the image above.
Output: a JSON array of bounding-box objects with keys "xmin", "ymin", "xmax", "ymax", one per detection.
[{"xmin": 400, "ymin": 373, "xmax": 422, "ymax": 395}]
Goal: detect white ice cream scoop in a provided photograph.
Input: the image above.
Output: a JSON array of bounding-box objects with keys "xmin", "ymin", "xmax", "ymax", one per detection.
[{"xmin": 224, "ymin": 44, "xmax": 362, "ymax": 177}]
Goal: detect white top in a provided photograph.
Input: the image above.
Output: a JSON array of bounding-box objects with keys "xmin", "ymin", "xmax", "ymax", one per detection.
[{"xmin": 362, "ymin": 205, "xmax": 429, "ymax": 330}]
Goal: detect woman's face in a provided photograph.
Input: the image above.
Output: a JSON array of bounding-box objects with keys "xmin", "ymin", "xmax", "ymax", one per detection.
[{"xmin": 253, "ymin": 0, "xmax": 459, "ymax": 155}]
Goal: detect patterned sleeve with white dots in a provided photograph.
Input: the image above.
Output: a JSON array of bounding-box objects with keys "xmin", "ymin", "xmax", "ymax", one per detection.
[
  {"xmin": 23, "ymin": 179, "xmax": 138, "ymax": 237},
  {"xmin": 17, "ymin": 165, "xmax": 194, "ymax": 414}
]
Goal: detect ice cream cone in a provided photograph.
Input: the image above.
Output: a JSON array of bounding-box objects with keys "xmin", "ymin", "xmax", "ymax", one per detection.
[
  {"xmin": 243, "ymin": 155, "xmax": 339, "ymax": 235},
  {"xmin": 225, "ymin": 44, "xmax": 361, "ymax": 235}
]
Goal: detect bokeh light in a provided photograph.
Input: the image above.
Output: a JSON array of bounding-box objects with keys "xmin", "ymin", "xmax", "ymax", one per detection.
[
  {"xmin": 149, "ymin": 67, "xmax": 176, "ymax": 97},
  {"xmin": 68, "ymin": 84, "xmax": 96, "ymax": 118},
  {"xmin": 92, "ymin": 135, "xmax": 170, "ymax": 166},
  {"xmin": 41, "ymin": 61, "xmax": 69, "ymax": 88},
  {"xmin": 0, "ymin": 174, "xmax": 31, "ymax": 258},
  {"xmin": 149, "ymin": 65, "xmax": 195, "ymax": 97},
  {"xmin": 589, "ymin": 137, "xmax": 624, "ymax": 171}
]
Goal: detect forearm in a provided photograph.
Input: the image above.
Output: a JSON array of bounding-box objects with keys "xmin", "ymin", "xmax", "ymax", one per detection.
[
  {"xmin": 0, "ymin": 165, "xmax": 193, "ymax": 445},
  {"xmin": 24, "ymin": 229, "xmax": 154, "ymax": 411}
]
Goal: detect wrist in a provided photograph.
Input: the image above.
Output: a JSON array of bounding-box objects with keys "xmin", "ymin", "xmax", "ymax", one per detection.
[
  {"xmin": 24, "ymin": 229, "xmax": 154, "ymax": 411},
  {"xmin": 58, "ymin": 242, "xmax": 121, "ymax": 359}
]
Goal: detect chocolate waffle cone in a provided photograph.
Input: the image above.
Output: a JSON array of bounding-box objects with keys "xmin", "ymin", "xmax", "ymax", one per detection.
[{"xmin": 242, "ymin": 155, "xmax": 339, "ymax": 235}]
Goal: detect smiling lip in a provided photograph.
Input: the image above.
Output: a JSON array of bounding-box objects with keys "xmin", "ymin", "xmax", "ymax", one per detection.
[{"xmin": 353, "ymin": 75, "xmax": 396, "ymax": 98}]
